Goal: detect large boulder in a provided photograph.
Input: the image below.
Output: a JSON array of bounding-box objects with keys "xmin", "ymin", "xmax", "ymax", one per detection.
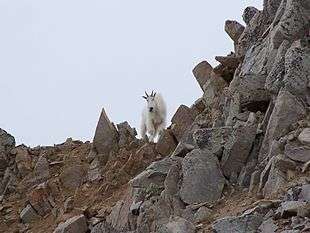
[
  {"xmin": 221, "ymin": 113, "xmax": 258, "ymax": 179},
  {"xmin": 92, "ymin": 108, "xmax": 119, "ymax": 164},
  {"xmin": 170, "ymin": 105, "xmax": 196, "ymax": 142},
  {"xmin": 259, "ymin": 90, "xmax": 306, "ymax": 162},
  {"xmin": 130, "ymin": 157, "xmax": 180, "ymax": 189},
  {"xmin": 60, "ymin": 165, "xmax": 87, "ymax": 189},
  {"xmin": 155, "ymin": 129, "xmax": 177, "ymax": 156},
  {"xmin": 179, "ymin": 149, "xmax": 225, "ymax": 205}
]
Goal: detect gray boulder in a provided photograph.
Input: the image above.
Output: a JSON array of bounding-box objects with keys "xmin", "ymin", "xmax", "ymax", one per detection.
[
  {"xmin": 258, "ymin": 90, "xmax": 306, "ymax": 162},
  {"xmin": 179, "ymin": 149, "xmax": 225, "ymax": 205}
]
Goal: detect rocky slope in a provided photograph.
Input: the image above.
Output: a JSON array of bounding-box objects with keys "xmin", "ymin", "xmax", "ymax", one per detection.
[{"xmin": 1, "ymin": 0, "xmax": 310, "ymax": 232}]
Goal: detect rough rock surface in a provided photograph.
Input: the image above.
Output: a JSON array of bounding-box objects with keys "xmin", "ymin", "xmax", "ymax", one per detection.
[{"xmin": 179, "ymin": 149, "xmax": 225, "ymax": 204}]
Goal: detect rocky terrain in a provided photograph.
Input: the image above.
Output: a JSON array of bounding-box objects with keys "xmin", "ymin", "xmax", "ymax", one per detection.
[{"xmin": 1, "ymin": 0, "xmax": 310, "ymax": 232}]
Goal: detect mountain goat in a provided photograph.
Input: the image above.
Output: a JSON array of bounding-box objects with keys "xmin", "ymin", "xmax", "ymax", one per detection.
[{"xmin": 140, "ymin": 91, "xmax": 167, "ymax": 142}]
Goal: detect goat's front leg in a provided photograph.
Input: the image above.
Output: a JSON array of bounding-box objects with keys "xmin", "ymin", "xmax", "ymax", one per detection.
[
  {"xmin": 156, "ymin": 122, "xmax": 166, "ymax": 142},
  {"xmin": 146, "ymin": 120, "xmax": 156, "ymax": 143}
]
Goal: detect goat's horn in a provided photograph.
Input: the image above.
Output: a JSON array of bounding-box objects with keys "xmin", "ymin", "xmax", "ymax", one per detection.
[
  {"xmin": 151, "ymin": 90, "xmax": 154, "ymax": 96},
  {"xmin": 145, "ymin": 91, "xmax": 149, "ymax": 97}
]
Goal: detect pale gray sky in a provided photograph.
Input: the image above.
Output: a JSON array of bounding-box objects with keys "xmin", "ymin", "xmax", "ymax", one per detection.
[{"xmin": 0, "ymin": 0, "xmax": 263, "ymax": 146}]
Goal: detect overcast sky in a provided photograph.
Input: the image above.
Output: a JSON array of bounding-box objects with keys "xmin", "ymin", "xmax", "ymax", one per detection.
[{"xmin": 0, "ymin": 0, "xmax": 263, "ymax": 146}]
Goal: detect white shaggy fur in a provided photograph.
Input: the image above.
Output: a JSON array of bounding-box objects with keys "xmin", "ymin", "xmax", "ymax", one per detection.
[{"xmin": 140, "ymin": 91, "xmax": 167, "ymax": 142}]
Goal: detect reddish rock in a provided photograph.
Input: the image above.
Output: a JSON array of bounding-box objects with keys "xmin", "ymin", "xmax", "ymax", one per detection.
[
  {"xmin": 28, "ymin": 183, "xmax": 53, "ymax": 216},
  {"xmin": 92, "ymin": 108, "xmax": 119, "ymax": 164},
  {"xmin": 155, "ymin": 130, "xmax": 177, "ymax": 156},
  {"xmin": 171, "ymin": 105, "xmax": 195, "ymax": 142}
]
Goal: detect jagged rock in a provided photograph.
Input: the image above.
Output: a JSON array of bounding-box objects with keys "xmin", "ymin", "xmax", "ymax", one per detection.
[
  {"xmin": 163, "ymin": 160, "xmax": 181, "ymax": 196},
  {"xmin": 213, "ymin": 63, "xmax": 235, "ymax": 83},
  {"xmin": 117, "ymin": 121, "xmax": 137, "ymax": 148},
  {"xmin": 258, "ymin": 218, "xmax": 278, "ymax": 233},
  {"xmin": 283, "ymin": 41, "xmax": 310, "ymax": 99},
  {"xmin": 130, "ymin": 157, "xmax": 179, "ymax": 189},
  {"xmin": 155, "ymin": 129, "xmax": 177, "ymax": 156},
  {"xmin": 263, "ymin": 0, "xmax": 283, "ymax": 23},
  {"xmin": 263, "ymin": 158, "xmax": 287, "ymax": 198},
  {"xmin": 194, "ymin": 206, "xmax": 213, "ymax": 223},
  {"xmin": 171, "ymin": 142, "xmax": 195, "ymax": 158},
  {"xmin": 106, "ymin": 187, "xmax": 137, "ymax": 232},
  {"xmin": 284, "ymin": 143, "xmax": 310, "ymax": 163},
  {"xmin": 171, "ymin": 105, "xmax": 196, "ymax": 141},
  {"xmin": 271, "ymin": 0, "xmax": 310, "ymax": 48},
  {"xmin": 298, "ymin": 128, "xmax": 310, "ymax": 146},
  {"xmin": 221, "ymin": 113, "xmax": 258, "ymax": 179},
  {"xmin": 276, "ymin": 201, "xmax": 310, "ymax": 218},
  {"xmin": 202, "ymin": 71, "xmax": 228, "ymax": 106},
  {"xmin": 230, "ymin": 38, "xmax": 274, "ymax": 111},
  {"xmin": 242, "ymin": 7, "xmax": 260, "ymax": 25},
  {"xmin": 192, "ymin": 61, "xmax": 213, "ymax": 90},
  {"xmin": 34, "ymin": 156, "xmax": 50, "ymax": 181},
  {"xmin": 193, "ymin": 127, "xmax": 233, "ymax": 157},
  {"xmin": 53, "ymin": 215, "xmax": 88, "ymax": 233},
  {"xmin": 60, "ymin": 165, "xmax": 86, "ymax": 189},
  {"xmin": 259, "ymin": 90, "xmax": 306, "ymax": 162},
  {"xmin": 190, "ymin": 98, "xmax": 206, "ymax": 116},
  {"xmin": 179, "ymin": 149, "xmax": 225, "ymax": 205},
  {"xmin": 0, "ymin": 128, "xmax": 15, "ymax": 154},
  {"xmin": 14, "ymin": 146, "xmax": 32, "ymax": 178},
  {"xmin": 236, "ymin": 10, "xmax": 269, "ymax": 57},
  {"xmin": 273, "ymin": 155, "xmax": 296, "ymax": 172},
  {"xmin": 161, "ymin": 216, "xmax": 195, "ymax": 233},
  {"xmin": 92, "ymin": 108, "xmax": 119, "ymax": 164},
  {"xmin": 212, "ymin": 213, "xmax": 264, "ymax": 233},
  {"xmin": 28, "ymin": 183, "xmax": 53, "ymax": 216},
  {"xmin": 215, "ymin": 55, "xmax": 241, "ymax": 69},
  {"xmin": 88, "ymin": 157, "xmax": 102, "ymax": 182},
  {"xmin": 265, "ymin": 40, "xmax": 291, "ymax": 95},
  {"xmin": 136, "ymin": 196, "xmax": 182, "ymax": 233},
  {"xmin": 225, "ymin": 20, "xmax": 245, "ymax": 43},
  {"xmin": 20, "ymin": 204, "xmax": 39, "ymax": 223}
]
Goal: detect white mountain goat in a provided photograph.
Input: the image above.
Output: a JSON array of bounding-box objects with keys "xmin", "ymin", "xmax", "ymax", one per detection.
[{"xmin": 140, "ymin": 91, "xmax": 167, "ymax": 142}]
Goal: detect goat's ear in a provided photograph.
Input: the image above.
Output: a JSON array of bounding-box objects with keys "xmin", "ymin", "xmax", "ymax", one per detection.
[{"xmin": 142, "ymin": 96, "xmax": 147, "ymax": 100}]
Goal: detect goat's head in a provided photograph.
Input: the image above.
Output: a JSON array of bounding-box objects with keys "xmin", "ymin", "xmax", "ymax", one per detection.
[{"xmin": 142, "ymin": 90, "xmax": 157, "ymax": 112}]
